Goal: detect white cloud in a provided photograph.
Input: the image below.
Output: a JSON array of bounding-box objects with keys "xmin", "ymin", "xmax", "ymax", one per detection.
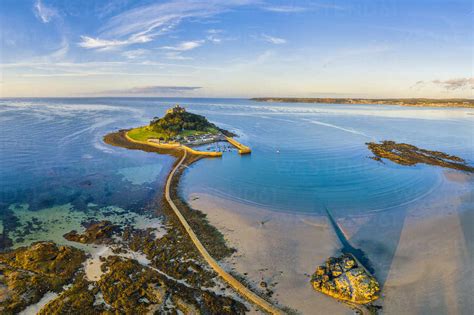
[
  {"xmin": 122, "ymin": 49, "xmax": 149, "ymax": 59},
  {"xmin": 78, "ymin": 34, "xmax": 152, "ymax": 51},
  {"xmin": 262, "ymin": 34, "xmax": 287, "ymax": 45},
  {"xmin": 34, "ymin": 0, "xmax": 58, "ymax": 23},
  {"xmin": 262, "ymin": 5, "xmax": 306, "ymax": 13},
  {"xmin": 262, "ymin": 3, "xmax": 346, "ymax": 13},
  {"xmin": 161, "ymin": 40, "xmax": 204, "ymax": 51},
  {"xmin": 79, "ymin": 0, "xmax": 256, "ymax": 51},
  {"xmin": 207, "ymin": 29, "xmax": 223, "ymax": 34},
  {"xmin": 206, "ymin": 29, "xmax": 223, "ymax": 43}
]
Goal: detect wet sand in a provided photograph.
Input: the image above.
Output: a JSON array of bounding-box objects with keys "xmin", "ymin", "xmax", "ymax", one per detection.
[
  {"xmin": 189, "ymin": 193, "xmax": 352, "ymax": 314},
  {"xmin": 381, "ymin": 173, "xmax": 473, "ymax": 314}
]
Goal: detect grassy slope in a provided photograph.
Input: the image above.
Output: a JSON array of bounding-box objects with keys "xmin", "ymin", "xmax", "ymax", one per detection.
[{"xmin": 127, "ymin": 126, "xmax": 219, "ymax": 142}]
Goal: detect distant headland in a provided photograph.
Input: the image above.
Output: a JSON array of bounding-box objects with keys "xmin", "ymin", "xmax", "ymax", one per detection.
[{"xmin": 251, "ymin": 97, "xmax": 474, "ymax": 108}]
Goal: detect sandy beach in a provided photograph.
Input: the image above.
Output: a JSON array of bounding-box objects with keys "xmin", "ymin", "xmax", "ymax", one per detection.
[
  {"xmin": 188, "ymin": 170, "xmax": 473, "ymax": 315},
  {"xmin": 381, "ymin": 171, "xmax": 473, "ymax": 314},
  {"xmin": 189, "ymin": 193, "xmax": 352, "ymax": 314}
]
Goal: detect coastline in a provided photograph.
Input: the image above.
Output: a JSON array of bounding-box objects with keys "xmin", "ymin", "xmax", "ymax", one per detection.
[{"xmin": 251, "ymin": 98, "xmax": 474, "ymax": 108}]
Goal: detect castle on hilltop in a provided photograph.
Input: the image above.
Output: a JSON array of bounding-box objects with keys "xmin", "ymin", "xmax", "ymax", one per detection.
[{"xmin": 166, "ymin": 105, "xmax": 186, "ymax": 115}]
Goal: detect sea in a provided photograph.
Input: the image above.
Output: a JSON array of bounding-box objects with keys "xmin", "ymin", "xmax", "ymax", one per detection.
[{"xmin": 0, "ymin": 98, "xmax": 472, "ymax": 262}]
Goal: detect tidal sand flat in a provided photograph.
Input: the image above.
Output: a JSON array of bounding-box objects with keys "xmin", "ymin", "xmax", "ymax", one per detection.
[{"xmin": 189, "ymin": 192, "xmax": 352, "ymax": 315}]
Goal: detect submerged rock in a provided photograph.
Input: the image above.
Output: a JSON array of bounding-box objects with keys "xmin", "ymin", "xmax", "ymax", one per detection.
[
  {"xmin": 64, "ymin": 220, "xmax": 120, "ymax": 244},
  {"xmin": 311, "ymin": 254, "xmax": 380, "ymax": 304}
]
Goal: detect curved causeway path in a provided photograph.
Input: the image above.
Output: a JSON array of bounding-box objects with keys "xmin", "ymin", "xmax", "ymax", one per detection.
[{"xmin": 165, "ymin": 149, "xmax": 283, "ymax": 315}]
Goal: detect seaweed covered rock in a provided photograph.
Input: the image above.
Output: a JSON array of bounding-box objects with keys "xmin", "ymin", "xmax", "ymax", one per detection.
[
  {"xmin": 64, "ymin": 220, "xmax": 120, "ymax": 244},
  {"xmin": 367, "ymin": 140, "xmax": 474, "ymax": 172},
  {"xmin": 311, "ymin": 254, "xmax": 380, "ymax": 304},
  {"xmin": 97, "ymin": 256, "xmax": 247, "ymax": 314},
  {"xmin": 0, "ymin": 242, "xmax": 85, "ymax": 314},
  {"xmin": 37, "ymin": 274, "xmax": 102, "ymax": 315}
]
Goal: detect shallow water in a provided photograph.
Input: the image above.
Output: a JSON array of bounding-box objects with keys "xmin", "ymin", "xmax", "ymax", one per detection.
[{"xmin": 0, "ymin": 98, "xmax": 473, "ymax": 247}]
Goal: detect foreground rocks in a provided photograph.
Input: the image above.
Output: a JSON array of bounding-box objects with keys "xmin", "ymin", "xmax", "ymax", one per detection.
[
  {"xmin": 39, "ymin": 256, "xmax": 247, "ymax": 315},
  {"xmin": 0, "ymin": 233, "xmax": 248, "ymax": 314},
  {"xmin": 367, "ymin": 140, "xmax": 474, "ymax": 172},
  {"xmin": 311, "ymin": 254, "xmax": 380, "ymax": 305},
  {"xmin": 0, "ymin": 242, "xmax": 86, "ymax": 314}
]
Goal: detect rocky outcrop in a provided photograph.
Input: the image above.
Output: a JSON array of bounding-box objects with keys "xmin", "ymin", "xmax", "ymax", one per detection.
[
  {"xmin": 367, "ymin": 141, "xmax": 473, "ymax": 172},
  {"xmin": 63, "ymin": 220, "xmax": 120, "ymax": 244},
  {"xmin": 0, "ymin": 242, "xmax": 85, "ymax": 314},
  {"xmin": 311, "ymin": 254, "xmax": 380, "ymax": 304}
]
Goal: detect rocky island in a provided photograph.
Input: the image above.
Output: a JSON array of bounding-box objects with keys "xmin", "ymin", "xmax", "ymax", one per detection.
[
  {"xmin": 367, "ymin": 141, "xmax": 474, "ymax": 172},
  {"xmin": 125, "ymin": 105, "xmax": 251, "ymax": 155}
]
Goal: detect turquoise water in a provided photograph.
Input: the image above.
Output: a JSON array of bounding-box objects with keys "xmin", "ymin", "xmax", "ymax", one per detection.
[{"xmin": 0, "ymin": 98, "xmax": 473, "ymax": 243}]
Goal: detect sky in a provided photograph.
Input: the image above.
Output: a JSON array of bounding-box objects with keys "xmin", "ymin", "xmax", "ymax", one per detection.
[{"xmin": 0, "ymin": 0, "xmax": 472, "ymax": 98}]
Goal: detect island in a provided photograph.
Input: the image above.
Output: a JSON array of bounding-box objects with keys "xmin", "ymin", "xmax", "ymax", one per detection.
[
  {"xmin": 251, "ymin": 97, "xmax": 474, "ymax": 108},
  {"xmin": 125, "ymin": 105, "xmax": 251, "ymax": 155}
]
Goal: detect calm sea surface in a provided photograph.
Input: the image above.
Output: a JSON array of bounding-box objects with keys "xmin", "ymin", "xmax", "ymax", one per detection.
[{"xmin": 0, "ymin": 98, "xmax": 473, "ymax": 246}]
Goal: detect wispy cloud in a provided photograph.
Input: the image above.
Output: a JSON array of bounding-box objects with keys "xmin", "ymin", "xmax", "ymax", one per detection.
[
  {"xmin": 411, "ymin": 78, "xmax": 474, "ymax": 91},
  {"xmin": 101, "ymin": 85, "xmax": 202, "ymax": 95},
  {"xmin": 433, "ymin": 78, "xmax": 474, "ymax": 90},
  {"xmin": 262, "ymin": 3, "xmax": 346, "ymax": 13},
  {"xmin": 1, "ymin": 60, "xmax": 220, "ymax": 79},
  {"xmin": 34, "ymin": 0, "xmax": 58, "ymax": 23},
  {"xmin": 206, "ymin": 29, "xmax": 224, "ymax": 43},
  {"xmin": 262, "ymin": 5, "xmax": 306, "ymax": 13},
  {"xmin": 262, "ymin": 34, "xmax": 287, "ymax": 45},
  {"xmin": 79, "ymin": 34, "xmax": 152, "ymax": 51},
  {"xmin": 161, "ymin": 40, "xmax": 204, "ymax": 51},
  {"xmin": 49, "ymin": 38, "xmax": 69, "ymax": 59},
  {"xmin": 122, "ymin": 49, "xmax": 149, "ymax": 59},
  {"xmin": 79, "ymin": 0, "xmax": 255, "ymax": 51}
]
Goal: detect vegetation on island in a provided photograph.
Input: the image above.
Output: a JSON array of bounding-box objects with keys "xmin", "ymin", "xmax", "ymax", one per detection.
[
  {"xmin": 367, "ymin": 140, "xmax": 474, "ymax": 172},
  {"xmin": 127, "ymin": 105, "xmax": 235, "ymax": 142},
  {"xmin": 252, "ymin": 97, "xmax": 474, "ymax": 108}
]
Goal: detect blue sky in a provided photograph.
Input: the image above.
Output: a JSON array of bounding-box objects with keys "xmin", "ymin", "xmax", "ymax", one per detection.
[{"xmin": 0, "ymin": 0, "xmax": 472, "ymax": 98}]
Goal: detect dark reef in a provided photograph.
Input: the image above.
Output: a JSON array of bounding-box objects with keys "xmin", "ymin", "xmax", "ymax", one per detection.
[{"xmin": 367, "ymin": 140, "xmax": 474, "ymax": 172}]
